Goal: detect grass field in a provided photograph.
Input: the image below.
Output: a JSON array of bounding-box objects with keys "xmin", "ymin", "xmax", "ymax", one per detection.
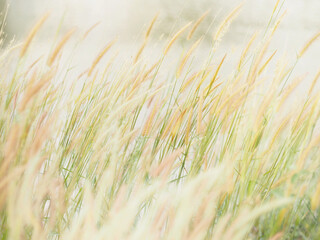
[{"xmin": 1, "ymin": 2, "xmax": 320, "ymax": 239}]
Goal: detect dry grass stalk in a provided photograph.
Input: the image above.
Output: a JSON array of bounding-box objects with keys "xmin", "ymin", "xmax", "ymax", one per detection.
[
  {"xmin": 215, "ymin": 80, "xmax": 259, "ymax": 115},
  {"xmin": 145, "ymin": 14, "xmax": 159, "ymax": 40},
  {"xmin": 180, "ymin": 71, "xmax": 202, "ymax": 93},
  {"xmin": 298, "ymin": 31, "xmax": 320, "ymax": 58},
  {"xmin": 187, "ymin": 10, "xmax": 210, "ymax": 40},
  {"xmin": 171, "ymin": 109, "xmax": 187, "ymax": 138},
  {"xmin": 296, "ymin": 133, "xmax": 320, "ymax": 170},
  {"xmin": 195, "ymin": 67, "xmax": 215, "ymax": 92},
  {"xmin": 247, "ymin": 38, "xmax": 271, "ymax": 85},
  {"xmin": 20, "ymin": 13, "xmax": 49, "ymax": 57},
  {"xmin": 203, "ymin": 94, "xmax": 218, "ymax": 112},
  {"xmin": 268, "ymin": 113, "xmax": 292, "ymax": 149},
  {"xmin": 47, "ymin": 28, "xmax": 76, "ymax": 66},
  {"xmin": 151, "ymin": 148, "xmax": 183, "ymax": 178},
  {"xmin": 258, "ymin": 50, "xmax": 277, "ymax": 75},
  {"xmin": 206, "ymin": 54, "xmax": 227, "ymax": 95},
  {"xmin": 177, "ymin": 37, "xmax": 203, "ymax": 77},
  {"xmin": 126, "ymin": 72, "xmax": 147, "ymax": 101},
  {"xmin": 82, "ymin": 22, "xmax": 101, "ymax": 40},
  {"xmin": 254, "ymin": 91, "xmax": 274, "ymax": 130},
  {"xmin": 213, "ymin": 4, "xmax": 242, "ymax": 44},
  {"xmin": 88, "ymin": 38, "xmax": 117, "ymax": 76},
  {"xmin": 28, "ymin": 114, "xmax": 54, "ymax": 157},
  {"xmin": 19, "ymin": 70, "xmax": 55, "ymax": 111},
  {"xmin": 272, "ymin": 0, "xmax": 281, "ymax": 15},
  {"xmin": 134, "ymin": 40, "xmax": 147, "ymax": 64},
  {"xmin": 133, "ymin": 68, "xmax": 147, "ymax": 87},
  {"xmin": 142, "ymin": 97, "xmax": 159, "ymax": 136},
  {"xmin": 24, "ymin": 56, "xmax": 43, "ymax": 78},
  {"xmin": 0, "ymin": 43, "xmax": 23, "ymax": 62},
  {"xmin": 164, "ymin": 22, "xmax": 192, "ymax": 55},
  {"xmin": 271, "ymin": 11, "xmax": 287, "ymax": 36},
  {"xmin": 277, "ymin": 75, "xmax": 304, "ymax": 111},
  {"xmin": 238, "ymin": 32, "xmax": 258, "ymax": 70},
  {"xmin": 308, "ymin": 69, "xmax": 320, "ymax": 95},
  {"xmin": 204, "ymin": 82, "xmax": 223, "ymax": 98},
  {"xmin": 143, "ymin": 61, "xmax": 160, "ymax": 80},
  {"xmin": 197, "ymin": 92, "xmax": 204, "ymax": 134},
  {"xmin": 291, "ymin": 97, "xmax": 315, "ymax": 131},
  {"xmin": 185, "ymin": 110, "xmax": 193, "ymax": 143},
  {"xmin": 134, "ymin": 15, "xmax": 158, "ymax": 64},
  {"xmin": 162, "ymin": 109, "xmax": 180, "ymax": 138}
]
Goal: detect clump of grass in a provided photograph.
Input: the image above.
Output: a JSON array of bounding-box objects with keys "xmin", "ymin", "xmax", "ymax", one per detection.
[{"xmin": 1, "ymin": 2, "xmax": 320, "ymax": 240}]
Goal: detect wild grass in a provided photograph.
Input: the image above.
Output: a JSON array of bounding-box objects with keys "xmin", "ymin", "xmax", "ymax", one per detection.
[{"xmin": 1, "ymin": 2, "xmax": 320, "ymax": 240}]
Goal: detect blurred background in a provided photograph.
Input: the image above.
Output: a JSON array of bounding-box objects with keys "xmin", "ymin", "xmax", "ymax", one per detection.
[
  {"xmin": 1, "ymin": 0, "xmax": 319, "ymax": 41},
  {"xmin": 0, "ymin": 0, "xmax": 319, "ymax": 83}
]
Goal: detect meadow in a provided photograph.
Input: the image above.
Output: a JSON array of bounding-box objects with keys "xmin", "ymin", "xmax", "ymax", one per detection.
[{"xmin": 0, "ymin": 2, "xmax": 320, "ymax": 239}]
